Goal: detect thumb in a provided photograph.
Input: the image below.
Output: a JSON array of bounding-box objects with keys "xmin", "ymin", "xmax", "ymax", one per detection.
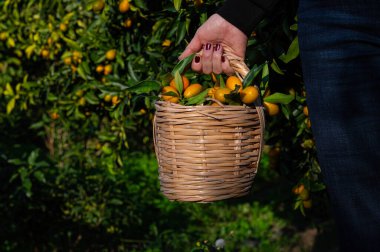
[{"xmin": 178, "ymin": 35, "xmax": 202, "ymax": 60}]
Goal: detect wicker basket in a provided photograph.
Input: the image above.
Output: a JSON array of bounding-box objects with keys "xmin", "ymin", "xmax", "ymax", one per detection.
[{"xmin": 153, "ymin": 51, "xmax": 265, "ymax": 203}]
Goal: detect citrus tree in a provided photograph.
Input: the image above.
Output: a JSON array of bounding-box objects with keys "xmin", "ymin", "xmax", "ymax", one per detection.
[{"xmin": 0, "ymin": 0, "xmax": 327, "ymax": 250}]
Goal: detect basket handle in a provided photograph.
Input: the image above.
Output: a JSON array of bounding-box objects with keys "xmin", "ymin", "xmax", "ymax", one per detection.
[
  {"xmin": 222, "ymin": 46, "xmax": 266, "ymax": 165},
  {"xmin": 193, "ymin": 47, "xmax": 266, "ymax": 161}
]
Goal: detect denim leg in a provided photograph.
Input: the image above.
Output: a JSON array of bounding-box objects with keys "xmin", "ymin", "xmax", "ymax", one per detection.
[{"xmin": 298, "ymin": 1, "xmax": 380, "ymax": 251}]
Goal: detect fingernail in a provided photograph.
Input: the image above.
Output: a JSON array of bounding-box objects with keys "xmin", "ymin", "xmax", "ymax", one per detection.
[
  {"xmin": 205, "ymin": 43, "xmax": 212, "ymax": 50},
  {"xmin": 221, "ymin": 56, "xmax": 225, "ymax": 62},
  {"xmin": 214, "ymin": 44, "xmax": 221, "ymax": 51},
  {"xmin": 194, "ymin": 56, "xmax": 200, "ymax": 63}
]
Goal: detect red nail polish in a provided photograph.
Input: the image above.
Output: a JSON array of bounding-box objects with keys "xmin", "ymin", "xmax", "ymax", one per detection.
[
  {"xmin": 205, "ymin": 43, "xmax": 212, "ymax": 50},
  {"xmin": 195, "ymin": 56, "xmax": 200, "ymax": 63},
  {"xmin": 221, "ymin": 56, "xmax": 225, "ymax": 62}
]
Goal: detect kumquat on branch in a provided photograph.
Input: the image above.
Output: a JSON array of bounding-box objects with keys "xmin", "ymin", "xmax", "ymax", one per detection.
[{"xmin": 0, "ymin": 0, "xmax": 331, "ymax": 250}]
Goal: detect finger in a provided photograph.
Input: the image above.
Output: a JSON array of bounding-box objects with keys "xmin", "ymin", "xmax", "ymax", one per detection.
[
  {"xmin": 179, "ymin": 35, "xmax": 202, "ymax": 60},
  {"xmin": 191, "ymin": 55, "xmax": 202, "ymax": 72},
  {"xmin": 221, "ymin": 56, "xmax": 235, "ymax": 76},
  {"xmin": 202, "ymin": 43, "xmax": 213, "ymax": 74},
  {"xmin": 212, "ymin": 44, "xmax": 222, "ymax": 74}
]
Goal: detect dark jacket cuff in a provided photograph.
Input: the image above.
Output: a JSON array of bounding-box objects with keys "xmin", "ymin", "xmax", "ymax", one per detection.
[{"xmin": 217, "ymin": 0, "xmax": 273, "ymax": 37}]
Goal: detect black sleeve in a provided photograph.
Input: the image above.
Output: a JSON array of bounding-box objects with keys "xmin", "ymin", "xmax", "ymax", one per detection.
[{"xmin": 217, "ymin": 0, "xmax": 280, "ymax": 37}]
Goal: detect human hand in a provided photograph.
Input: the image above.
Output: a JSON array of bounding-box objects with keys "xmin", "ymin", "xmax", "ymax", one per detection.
[{"xmin": 179, "ymin": 14, "xmax": 248, "ymax": 75}]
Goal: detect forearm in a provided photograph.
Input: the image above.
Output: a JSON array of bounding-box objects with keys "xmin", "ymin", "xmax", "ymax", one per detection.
[{"xmin": 217, "ymin": 0, "xmax": 280, "ymax": 37}]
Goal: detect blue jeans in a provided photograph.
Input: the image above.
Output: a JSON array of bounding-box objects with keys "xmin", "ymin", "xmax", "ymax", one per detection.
[{"xmin": 298, "ymin": 0, "xmax": 380, "ymax": 251}]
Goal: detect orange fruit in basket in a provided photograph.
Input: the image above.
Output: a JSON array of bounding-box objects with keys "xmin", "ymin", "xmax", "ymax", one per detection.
[
  {"xmin": 170, "ymin": 75, "xmax": 189, "ymax": 91},
  {"xmin": 207, "ymin": 86, "xmax": 219, "ymax": 99},
  {"xmin": 184, "ymin": 83, "xmax": 202, "ymax": 98},
  {"xmin": 226, "ymin": 76, "xmax": 243, "ymax": 92},
  {"xmin": 264, "ymin": 102, "xmax": 280, "ymax": 116},
  {"xmin": 214, "ymin": 88, "xmax": 231, "ymax": 103},
  {"xmin": 240, "ymin": 86, "xmax": 259, "ymax": 104},
  {"xmin": 162, "ymin": 86, "xmax": 179, "ymax": 103}
]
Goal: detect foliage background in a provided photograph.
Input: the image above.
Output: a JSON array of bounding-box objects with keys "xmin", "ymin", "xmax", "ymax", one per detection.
[{"xmin": 0, "ymin": 0, "xmax": 333, "ymax": 251}]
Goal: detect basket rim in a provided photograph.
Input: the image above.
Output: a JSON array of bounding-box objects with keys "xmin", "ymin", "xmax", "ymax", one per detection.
[{"xmin": 154, "ymin": 100, "xmax": 264, "ymax": 109}]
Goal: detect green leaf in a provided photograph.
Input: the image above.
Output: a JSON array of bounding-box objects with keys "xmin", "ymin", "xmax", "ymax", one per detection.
[
  {"xmin": 270, "ymin": 59, "xmax": 284, "ymax": 75},
  {"xmin": 262, "ymin": 62, "xmax": 269, "ymax": 85},
  {"xmin": 174, "ymin": 0, "xmax": 182, "ymax": 11},
  {"xmin": 19, "ymin": 167, "xmax": 32, "ymax": 198},
  {"xmin": 29, "ymin": 121, "xmax": 44, "ymax": 129},
  {"xmin": 296, "ymin": 123, "xmax": 306, "ymax": 137},
  {"xmin": 279, "ymin": 36, "xmax": 299, "ymax": 63},
  {"xmin": 134, "ymin": 0, "xmax": 148, "ymax": 10},
  {"xmin": 34, "ymin": 171, "xmax": 46, "ymax": 183},
  {"xmin": 81, "ymin": 61, "xmax": 91, "ymax": 75},
  {"xmin": 171, "ymin": 54, "xmax": 195, "ymax": 76},
  {"xmin": 127, "ymin": 80, "xmax": 161, "ymax": 94},
  {"xmin": 310, "ymin": 182, "xmax": 326, "ymax": 192},
  {"xmin": 264, "ymin": 92, "xmax": 294, "ymax": 104},
  {"xmin": 173, "ymin": 71, "xmax": 183, "ymax": 95},
  {"xmin": 281, "ymin": 105, "xmax": 290, "ymax": 120},
  {"xmin": 47, "ymin": 93, "xmax": 58, "ymax": 101},
  {"xmin": 128, "ymin": 61, "xmax": 138, "ymax": 82},
  {"xmin": 243, "ymin": 64, "xmax": 264, "ymax": 88},
  {"xmin": 25, "ymin": 44, "xmax": 36, "ymax": 59},
  {"xmin": 176, "ymin": 21, "xmax": 187, "ymax": 46},
  {"xmin": 262, "ymin": 62, "xmax": 269, "ymax": 78},
  {"xmin": 60, "ymin": 36, "xmax": 81, "ymax": 50},
  {"xmin": 200, "ymin": 13, "xmax": 208, "ymax": 24},
  {"xmin": 62, "ymin": 12, "xmax": 75, "ymax": 22},
  {"xmin": 219, "ymin": 75, "xmax": 225, "ymax": 88},
  {"xmin": 6, "ymin": 97, "xmax": 16, "ymax": 114},
  {"xmin": 4, "ymin": 83, "xmax": 14, "ymax": 96},
  {"xmin": 27, "ymin": 150, "xmax": 39, "ymax": 166},
  {"xmin": 109, "ymin": 199, "xmax": 123, "ymax": 205},
  {"xmin": 84, "ymin": 92, "xmax": 99, "ymax": 105},
  {"xmin": 290, "ymin": 24, "xmax": 298, "ymax": 31},
  {"xmin": 186, "ymin": 88, "xmax": 209, "ymax": 105},
  {"xmin": 7, "ymin": 57, "xmax": 21, "ymax": 66},
  {"xmin": 294, "ymin": 200, "xmax": 302, "ymax": 210},
  {"xmin": 162, "ymin": 91, "xmax": 179, "ymax": 97},
  {"xmin": 77, "ymin": 66, "xmax": 87, "ymax": 80}
]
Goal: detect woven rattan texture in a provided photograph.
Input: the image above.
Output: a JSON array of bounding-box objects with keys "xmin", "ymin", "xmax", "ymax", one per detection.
[{"xmin": 154, "ymin": 101, "xmax": 263, "ymax": 202}]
